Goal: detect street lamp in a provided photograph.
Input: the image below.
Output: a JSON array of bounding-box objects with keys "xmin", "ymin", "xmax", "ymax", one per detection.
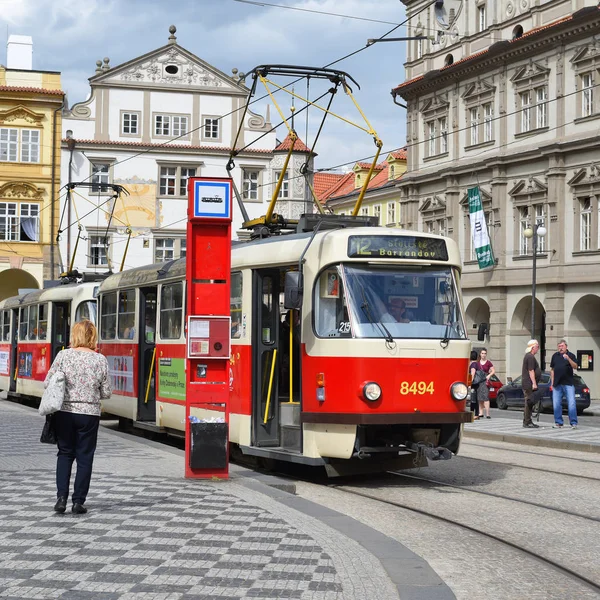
[{"xmin": 523, "ymin": 223, "xmax": 547, "ymax": 338}]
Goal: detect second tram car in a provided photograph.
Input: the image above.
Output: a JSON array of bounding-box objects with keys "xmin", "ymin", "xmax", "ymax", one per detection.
[
  {"xmin": 0, "ymin": 282, "xmax": 99, "ymax": 399},
  {"xmin": 97, "ymin": 227, "xmax": 472, "ymax": 475}
]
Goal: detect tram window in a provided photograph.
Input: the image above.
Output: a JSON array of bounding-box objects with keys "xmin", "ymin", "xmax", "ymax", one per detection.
[
  {"xmin": 313, "ymin": 267, "xmax": 351, "ymax": 338},
  {"xmin": 231, "ymin": 272, "xmax": 243, "ymax": 339},
  {"xmin": 261, "ymin": 276, "xmax": 276, "ymax": 345},
  {"xmin": 19, "ymin": 306, "xmax": 28, "ymax": 341},
  {"xmin": 76, "ymin": 300, "xmax": 97, "ymax": 325},
  {"xmin": 118, "ymin": 290, "xmax": 136, "ymax": 339},
  {"xmin": 160, "ymin": 282, "xmax": 183, "ymax": 339},
  {"xmin": 1, "ymin": 310, "xmax": 9, "ymax": 341},
  {"xmin": 27, "ymin": 305, "xmax": 38, "ymax": 340},
  {"xmin": 38, "ymin": 303, "xmax": 48, "ymax": 340},
  {"xmin": 101, "ymin": 292, "xmax": 117, "ymax": 340}
]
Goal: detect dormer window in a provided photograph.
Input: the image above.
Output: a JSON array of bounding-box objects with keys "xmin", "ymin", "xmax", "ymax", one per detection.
[
  {"xmin": 512, "ymin": 25, "xmax": 523, "ymax": 40},
  {"xmin": 444, "ymin": 54, "xmax": 454, "ymax": 67}
]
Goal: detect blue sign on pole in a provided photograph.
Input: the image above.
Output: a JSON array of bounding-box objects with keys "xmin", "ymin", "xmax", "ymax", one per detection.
[{"xmin": 193, "ymin": 180, "xmax": 231, "ymax": 220}]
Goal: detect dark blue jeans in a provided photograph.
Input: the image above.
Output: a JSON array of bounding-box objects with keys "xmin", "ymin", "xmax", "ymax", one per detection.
[{"xmin": 54, "ymin": 411, "xmax": 100, "ymax": 505}]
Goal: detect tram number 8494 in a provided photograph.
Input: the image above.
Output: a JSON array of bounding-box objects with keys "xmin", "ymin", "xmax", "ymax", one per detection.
[{"xmin": 400, "ymin": 381, "xmax": 435, "ymax": 395}]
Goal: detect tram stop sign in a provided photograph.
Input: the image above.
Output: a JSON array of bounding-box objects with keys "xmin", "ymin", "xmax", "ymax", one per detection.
[{"xmin": 185, "ymin": 177, "xmax": 233, "ymax": 479}]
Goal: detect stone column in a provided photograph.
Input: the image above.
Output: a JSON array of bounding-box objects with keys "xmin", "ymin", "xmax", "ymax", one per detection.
[{"xmin": 489, "ymin": 287, "xmax": 508, "ymax": 380}]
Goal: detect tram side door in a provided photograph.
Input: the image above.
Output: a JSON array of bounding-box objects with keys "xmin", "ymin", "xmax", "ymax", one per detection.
[
  {"xmin": 137, "ymin": 287, "xmax": 157, "ymax": 422},
  {"xmin": 252, "ymin": 270, "xmax": 281, "ymax": 447},
  {"xmin": 9, "ymin": 308, "xmax": 18, "ymax": 393},
  {"xmin": 52, "ymin": 303, "xmax": 70, "ymax": 361}
]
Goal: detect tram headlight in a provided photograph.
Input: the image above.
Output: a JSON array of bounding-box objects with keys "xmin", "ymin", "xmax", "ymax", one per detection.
[
  {"xmin": 362, "ymin": 382, "xmax": 382, "ymax": 402},
  {"xmin": 450, "ymin": 382, "xmax": 469, "ymax": 401}
]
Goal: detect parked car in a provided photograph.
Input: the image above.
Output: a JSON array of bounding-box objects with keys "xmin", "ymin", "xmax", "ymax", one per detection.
[
  {"xmin": 487, "ymin": 374, "xmax": 503, "ymax": 406},
  {"xmin": 496, "ymin": 372, "xmax": 591, "ymax": 414}
]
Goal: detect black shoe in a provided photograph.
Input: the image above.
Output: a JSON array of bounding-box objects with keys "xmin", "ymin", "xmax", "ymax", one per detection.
[
  {"xmin": 54, "ymin": 497, "xmax": 67, "ymax": 513},
  {"xmin": 72, "ymin": 503, "xmax": 87, "ymax": 514},
  {"xmin": 523, "ymin": 422, "xmax": 539, "ymax": 428}
]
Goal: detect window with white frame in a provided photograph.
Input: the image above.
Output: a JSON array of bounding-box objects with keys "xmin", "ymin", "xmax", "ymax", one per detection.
[
  {"xmin": 154, "ymin": 114, "xmax": 189, "ymax": 137},
  {"xmin": 470, "ymin": 107, "xmax": 479, "ymax": 146},
  {"xmin": 155, "ymin": 238, "xmax": 175, "ymax": 262},
  {"xmin": 477, "ymin": 4, "xmax": 486, "ymax": 32},
  {"xmin": 89, "ymin": 235, "xmax": 109, "ymax": 266},
  {"xmin": 180, "ymin": 238, "xmax": 186, "ymax": 258},
  {"xmin": 275, "ymin": 171, "xmax": 289, "ymax": 198},
  {"xmin": 483, "ymin": 103, "xmax": 493, "ymax": 142},
  {"xmin": 427, "ymin": 121, "xmax": 436, "ymax": 156},
  {"xmin": 534, "ymin": 204, "xmax": 546, "ymax": 253},
  {"xmin": 203, "ymin": 118, "xmax": 219, "ymax": 139},
  {"xmin": 417, "ymin": 37, "xmax": 423, "ymax": 60},
  {"xmin": 519, "ymin": 207, "xmax": 530, "ymax": 255},
  {"xmin": 520, "ymin": 91, "xmax": 531, "ymax": 132},
  {"xmin": 439, "ymin": 117, "xmax": 448, "ymax": 154},
  {"xmin": 243, "ymin": 169, "xmax": 259, "ymax": 201},
  {"xmin": 121, "ymin": 112, "xmax": 139, "ymax": 135},
  {"xmin": 158, "ymin": 165, "xmax": 197, "ymax": 196},
  {"xmin": 580, "ymin": 197, "xmax": 592, "ymax": 251},
  {"xmin": 425, "ymin": 116, "xmax": 448, "ymax": 157},
  {"xmin": 582, "ymin": 73, "xmax": 594, "ymax": 117},
  {"xmin": 0, "ymin": 128, "xmax": 40, "ymax": 163},
  {"xmin": 387, "ymin": 201, "xmax": 396, "ymax": 225},
  {"xmin": 518, "ymin": 86, "xmax": 547, "ymax": 133},
  {"xmin": 0, "ymin": 202, "xmax": 39, "ymax": 242},
  {"xmin": 361, "ymin": 207, "xmax": 369, "ymax": 216},
  {"xmin": 536, "ymin": 87, "xmax": 548, "ymax": 129},
  {"xmin": 91, "ymin": 162, "xmax": 111, "ymax": 193},
  {"xmin": 426, "ymin": 218, "xmax": 447, "ymax": 235},
  {"xmin": 373, "ymin": 204, "xmax": 381, "ymax": 223}
]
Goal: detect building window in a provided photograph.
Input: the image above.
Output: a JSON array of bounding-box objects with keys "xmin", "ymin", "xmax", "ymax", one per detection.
[
  {"xmin": 203, "ymin": 118, "xmax": 219, "ymax": 139},
  {"xmin": 427, "ymin": 121, "xmax": 436, "ymax": 156},
  {"xmin": 417, "ymin": 37, "xmax": 423, "ymax": 59},
  {"xmin": 483, "ymin": 103, "xmax": 493, "ymax": 142},
  {"xmin": 121, "ymin": 112, "xmax": 139, "ymax": 135},
  {"xmin": 425, "ymin": 117, "xmax": 448, "ymax": 157},
  {"xmin": 243, "ymin": 169, "xmax": 259, "ymax": 201},
  {"xmin": 470, "ymin": 108, "xmax": 479, "ymax": 145},
  {"xmin": 159, "ymin": 165, "xmax": 196, "ymax": 196},
  {"xmin": 275, "ymin": 171, "xmax": 289, "ymax": 198},
  {"xmin": 580, "ymin": 197, "xmax": 592, "ymax": 251},
  {"xmin": 373, "ymin": 204, "xmax": 381, "ymax": 223},
  {"xmin": 180, "ymin": 238, "xmax": 186, "ymax": 258},
  {"xmin": 89, "ymin": 235, "xmax": 109, "ymax": 266},
  {"xmin": 519, "ymin": 207, "xmax": 530, "ymax": 255},
  {"xmin": 155, "ymin": 238, "xmax": 175, "ymax": 262},
  {"xmin": 426, "ymin": 218, "xmax": 446, "ymax": 235},
  {"xmin": 439, "ymin": 117, "xmax": 448, "ymax": 154},
  {"xmin": 0, "ymin": 128, "xmax": 39, "ymax": 163},
  {"xmin": 534, "ymin": 204, "xmax": 546, "ymax": 253},
  {"xmin": 361, "ymin": 207, "xmax": 369, "ymax": 216},
  {"xmin": 536, "ymin": 88, "xmax": 548, "ymax": 129},
  {"xmin": 91, "ymin": 162, "xmax": 111, "ymax": 193},
  {"xmin": 387, "ymin": 201, "xmax": 396, "ymax": 225},
  {"xmin": 154, "ymin": 114, "xmax": 188, "ymax": 137},
  {"xmin": 520, "ymin": 91, "xmax": 531, "ymax": 132},
  {"xmin": 0, "ymin": 202, "xmax": 39, "ymax": 242},
  {"xmin": 582, "ymin": 73, "xmax": 594, "ymax": 117},
  {"xmin": 477, "ymin": 4, "xmax": 486, "ymax": 32}
]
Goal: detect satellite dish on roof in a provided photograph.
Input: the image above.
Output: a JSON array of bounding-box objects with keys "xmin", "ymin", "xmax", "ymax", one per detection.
[{"xmin": 434, "ymin": 0, "xmax": 463, "ymax": 29}]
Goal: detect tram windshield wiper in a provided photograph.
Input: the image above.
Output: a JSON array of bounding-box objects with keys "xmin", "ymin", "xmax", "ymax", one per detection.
[{"xmin": 358, "ymin": 284, "xmax": 394, "ymax": 345}]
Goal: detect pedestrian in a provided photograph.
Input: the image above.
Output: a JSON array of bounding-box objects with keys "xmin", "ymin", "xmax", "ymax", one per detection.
[
  {"xmin": 468, "ymin": 350, "xmax": 480, "ymax": 419},
  {"xmin": 522, "ymin": 339, "xmax": 541, "ymax": 428},
  {"xmin": 475, "ymin": 348, "xmax": 495, "ymax": 419},
  {"xmin": 44, "ymin": 320, "xmax": 111, "ymax": 515},
  {"xmin": 550, "ymin": 339, "xmax": 578, "ymax": 429}
]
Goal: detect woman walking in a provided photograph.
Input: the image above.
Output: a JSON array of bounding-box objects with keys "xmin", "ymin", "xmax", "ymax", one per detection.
[
  {"xmin": 44, "ymin": 320, "xmax": 111, "ymax": 514},
  {"xmin": 475, "ymin": 348, "xmax": 495, "ymax": 419}
]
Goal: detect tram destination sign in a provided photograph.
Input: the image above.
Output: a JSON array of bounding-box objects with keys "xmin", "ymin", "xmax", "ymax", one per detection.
[{"xmin": 348, "ymin": 235, "xmax": 448, "ymax": 260}]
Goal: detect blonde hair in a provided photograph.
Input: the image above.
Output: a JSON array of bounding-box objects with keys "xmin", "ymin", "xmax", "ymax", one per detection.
[
  {"xmin": 70, "ymin": 319, "xmax": 97, "ymax": 350},
  {"xmin": 526, "ymin": 339, "xmax": 539, "ymax": 353}
]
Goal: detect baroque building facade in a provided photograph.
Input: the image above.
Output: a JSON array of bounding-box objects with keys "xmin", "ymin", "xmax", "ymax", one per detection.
[
  {"xmin": 0, "ymin": 36, "xmax": 64, "ymax": 298},
  {"xmin": 61, "ymin": 26, "xmax": 311, "ymax": 275},
  {"xmin": 396, "ymin": 1, "xmax": 600, "ymax": 394}
]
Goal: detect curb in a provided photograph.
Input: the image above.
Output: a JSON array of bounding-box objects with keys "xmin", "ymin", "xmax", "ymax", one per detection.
[{"xmin": 463, "ymin": 429, "xmax": 600, "ymax": 454}]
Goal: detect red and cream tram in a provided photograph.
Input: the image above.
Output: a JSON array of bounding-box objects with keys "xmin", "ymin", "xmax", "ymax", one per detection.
[
  {"xmin": 97, "ymin": 226, "xmax": 472, "ymax": 475},
  {"xmin": 0, "ymin": 282, "xmax": 98, "ymax": 400}
]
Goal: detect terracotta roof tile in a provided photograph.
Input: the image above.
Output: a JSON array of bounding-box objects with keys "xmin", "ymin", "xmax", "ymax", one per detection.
[
  {"xmin": 393, "ymin": 9, "xmax": 597, "ymax": 92},
  {"xmin": 313, "ymin": 173, "xmax": 346, "ymax": 198},
  {"xmin": 0, "ymin": 85, "xmax": 64, "ymax": 96},
  {"xmin": 389, "ymin": 149, "xmax": 407, "ymax": 160},
  {"xmin": 274, "ymin": 133, "xmax": 312, "ymax": 153},
  {"xmin": 63, "ymin": 138, "xmax": 272, "ymax": 154},
  {"xmin": 355, "ymin": 161, "xmax": 384, "ymax": 170}
]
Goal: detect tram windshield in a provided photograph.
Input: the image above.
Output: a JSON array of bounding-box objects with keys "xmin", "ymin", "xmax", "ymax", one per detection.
[{"xmin": 314, "ymin": 264, "xmax": 467, "ymax": 340}]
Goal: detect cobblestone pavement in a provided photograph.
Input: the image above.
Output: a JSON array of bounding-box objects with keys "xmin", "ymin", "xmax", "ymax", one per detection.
[{"xmin": 0, "ymin": 400, "xmax": 453, "ymax": 600}]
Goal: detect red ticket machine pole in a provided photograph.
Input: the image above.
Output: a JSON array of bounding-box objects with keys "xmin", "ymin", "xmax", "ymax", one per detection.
[{"xmin": 185, "ymin": 177, "xmax": 232, "ymax": 479}]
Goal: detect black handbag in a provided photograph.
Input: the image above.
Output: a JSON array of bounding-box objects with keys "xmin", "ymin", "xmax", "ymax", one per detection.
[
  {"xmin": 40, "ymin": 414, "xmax": 57, "ymax": 444},
  {"xmin": 472, "ymin": 369, "xmax": 487, "ymax": 386}
]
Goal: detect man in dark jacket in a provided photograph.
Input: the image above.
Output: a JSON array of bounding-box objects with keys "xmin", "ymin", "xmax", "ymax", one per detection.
[
  {"xmin": 550, "ymin": 339, "xmax": 578, "ymax": 429},
  {"xmin": 522, "ymin": 339, "xmax": 541, "ymax": 428}
]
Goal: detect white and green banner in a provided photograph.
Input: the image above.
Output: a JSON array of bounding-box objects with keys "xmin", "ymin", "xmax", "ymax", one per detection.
[{"xmin": 468, "ymin": 186, "xmax": 495, "ymax": 269}]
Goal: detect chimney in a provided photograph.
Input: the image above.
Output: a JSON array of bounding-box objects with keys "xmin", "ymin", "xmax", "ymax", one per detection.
[{"xmin": 7, "ymin": 35, "xmax": 33, "ymax": 70}]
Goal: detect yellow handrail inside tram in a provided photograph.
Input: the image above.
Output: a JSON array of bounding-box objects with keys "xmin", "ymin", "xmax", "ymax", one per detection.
[
  {"xmin": 263, "ymin": 348, "xmax": 278, "ymax": 424},
  {"xmin": 144, "ymin": 347, "xmax": 156, "ymax": 404}
]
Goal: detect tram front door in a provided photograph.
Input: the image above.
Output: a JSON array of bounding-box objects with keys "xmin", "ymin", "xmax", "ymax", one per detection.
[
  {"xmin": 252, "ymin": 270, "xmax": 280, "ymax": 447},
  {"xmin": 137, "ymin": 287, "xmax": 157, "ymax": 422}
]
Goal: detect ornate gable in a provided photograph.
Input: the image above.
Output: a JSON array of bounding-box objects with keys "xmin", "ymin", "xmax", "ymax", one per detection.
[
  {"xmin": 571, "ymin": 40, "xmax": 600, "ymax": 71},
  {"xmin": 461, "ymin": 80, "xmax": 496, "ymax": 104},
  {"xmin": 90, "ymin": 37, "xmax": 245, "ymax": 94},
  {"xmin": 420, "ymin": 195, "xmax": 447, "ymax": 214},
  {"xmin": 420, "ymin": 95, "xmax": 449, "ymax": 117},
  {"xmin": 0, "ymin": 182, "xmax": 45, "ymax": 199},
  {"xmin": 568, "ymin": 165, "xmax": 600, "ymax": 192},
  {"xmin": 508, "ymin": 177, "xmax": 548, "ymax": 204},
  {"xmin": 510, "ymin": 61, "xmax": 550, "ymax": 88},
  {"xmin": 0, "ymin": 105, "xmax": 44, "ymax": 126}
]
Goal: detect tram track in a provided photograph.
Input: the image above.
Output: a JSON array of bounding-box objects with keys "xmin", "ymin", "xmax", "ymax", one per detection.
[{"xmin": 328, "ymin": 482, "xmax": 600, "ymax": 595}]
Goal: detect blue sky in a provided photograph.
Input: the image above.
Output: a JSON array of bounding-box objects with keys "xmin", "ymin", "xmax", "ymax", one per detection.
[{"xmin": 1, "ymin": 0, "xmax": 410, "ymax": 170}]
